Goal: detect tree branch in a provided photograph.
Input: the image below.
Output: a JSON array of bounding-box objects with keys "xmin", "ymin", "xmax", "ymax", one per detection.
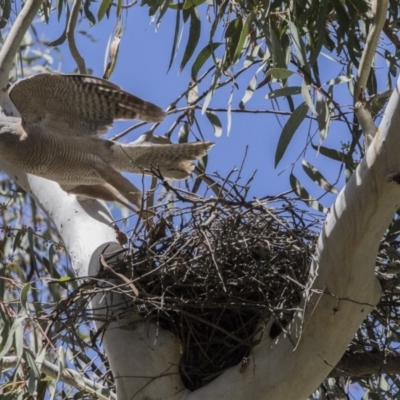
[
  {"xmin": 355, "ymin": 101, "xmax": 377, "ymax": 149},
  {"xmin": 1, "ymin": 350, "xmax": 117, "ymax": 399},
  {"xmin": 0, "ymin": 0, "xmax": 45, "ymax": 114},
  {"xmin": 331, "ymin": 351, "xmax": 400, "ymax": 378},
  {"xmin": 66, "ymin": 0, "xmax": 87, "ymax": 74},
  {"xmin": 354, "ymin": 0, "xmax": 388, "ymax": 103}
]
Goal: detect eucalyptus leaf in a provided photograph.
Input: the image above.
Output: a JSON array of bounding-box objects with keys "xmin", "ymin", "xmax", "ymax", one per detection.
[
  {"xmin": 265, "ymin": 86, "xmax": 301, "ymax": 100},
  {"xmin": 301, "ymin": 79, "xmax": 317, "ymax": 114},
  {"xmin": 316, "ymin": 94, "xmax": 330, "ymax": 142},
  {"xmin": 205, "ymin": 110, "xmax": 223, "ymax": 137},
  {"xmin": 290, "ymin": 173, "xmax": 328, "ymax": 213},
  {"xmin": 302, "ymin": 159, "xmax": 339, "ymax": 194},
  {"xmin": 97, "ymin": 0, "xmax": 112, "ymax": 21},
  {"xmin": 275, "ymin": 102, "xmax": 308, "ymax": 167},
  {"xmin": 180, "ymin": 9, "xmax": 201, "ymax": 72},
  {"xmin": 266, "ymin": 68, "xmax": 294, "ymax": 80},
  {"xmin": 191, "ymin": 42, "xmax": 221, "ymax": 79}
]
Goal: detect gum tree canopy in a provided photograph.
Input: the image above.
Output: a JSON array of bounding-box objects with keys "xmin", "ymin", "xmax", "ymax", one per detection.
[{"xmin": 1, "ymin": 0, "xmax": 400, "ymax": 399}]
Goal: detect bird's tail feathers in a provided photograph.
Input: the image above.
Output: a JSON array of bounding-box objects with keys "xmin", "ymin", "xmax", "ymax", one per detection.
[{"xmin": 111, "ymin": 141, "xmax": 214, "ymax": 179}]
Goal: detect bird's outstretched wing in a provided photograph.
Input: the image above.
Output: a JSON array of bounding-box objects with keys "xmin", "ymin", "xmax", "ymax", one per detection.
[{"xmin": 9, "ymin": 73, "xmax": 166, "ymax": 137}]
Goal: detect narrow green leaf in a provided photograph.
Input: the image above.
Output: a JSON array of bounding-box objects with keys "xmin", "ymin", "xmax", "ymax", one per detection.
[
  {"xmin": 84, "ymin": 0, "xmax": 96, "ymax": 25},
  {"xmin": 275, "ymin": 102, "xmax": 308, "ymax": 167},
  {"xmin": 290, "ymin": 173, "xmax": 328, "ymax": 213},
  {"xmin": 57, "ymin": 276, "xmax": 72, "ymax": 282},
  {"xmin": 210, "ymin": 0, "xmax": 228, "ymax": 40},
  {"xmin": 97, "ymin": 0, "xmax": 112, "ymax": 21},
  {"xmin": 14, "ymin": 319, "xmax": 24, "ymax": 359},
  {"xmin": 322, "ymin": 75, "xmax": 353, "ymax": 86},
  {"xmin": 227, "ymin": 85, "xmax": 234, "ymax": 135},
  {"xmin": 205, "ymin": 110, "xmax": 222, "ymax": 137},
  {"xmin": 183, "ymin": 0, "xmax": 206, "ymax": 9},
  {"xmin": 13, "ymin": 230, "xmax": 23, "ymax": 252},
  {"xmin": 116, "ymin": 0, "xmax": 123, "ymax": 15},
  {"xmin": 43, "ymin": 246, "xmax": 61, "ymax": 280},
  {"xmin": 244, "ymin": 43, "xmax": 260, "ymax": 67},
  {"xmin": 225, "ymin": 18, "xmax": 242, "ymax": 65},
  {"xmin": 387, "ymin": 218, "xmax": 400, "ymax": 241},
  {"xmin": 35, "ymin": 348, "xmax": 46, "ymax": 371},
  {"xmin": 0, "ymin": 321, "xmax": 10, "ymax": 355},
  {"xmin": 225, "ymin": 17, "xmax": 242, "ymax": 38},
  {"xmin": 48, "ymin": 5, "xmax": 70, "ymax": 47},
  {"xmin": 27, "ymin": 227, "xmax": 38, "ymax": 274},
  {"xmin": 264, "ymin": 21, "xmax": 287, "ymax": 68},
  {"xmin": 289, "ymin": 21, "xmax": 307, "ymax": 67},
  {"xmin": 57, "ymin": 346, "xmax": 65, "ymax": 371},
  {"xmin": 192, "ymin": 152, "xmax": 208, "ymax": 194},
  {"xmin": 191, "ymin": 42, "xmax": 221, "ymax": 79},
  {"xmin": 28, "ymin": 370, "xmax": 38, "ymax": 396},
  {"xmin": 40, "ymin": 1, "xmax": 50, "ymax": 23},
  {"xmin": 180, "ymin": 9, "xmax": 201, "ymax": 72},
  {"xmin": 311, "ymin": 142, "xmax": 353, "ymax": 164},
  {"xmin": 157, "ymin": 0, "xmax": 173, "ymax": 23},
  {"xmin": 0, "ymin": 316, "xmax": 25, "ymax": 359},
  {"xmin": 240, "ymin": 75, "xmax": 257, "ymax": 106},
  {"xmin": 232, "ymin": 14, "xmax": 253, "ymax": 65},
  {"xmin": 266, "ymin": 68, "xmax": 294, "ymax": 80},
  {"xmin": 0, "ymin": 266, "xmax": 5, "ymax": 301},
  {"xmin": 265, "ymin": 86, "xmax": 301, "ymax": 99},
  {"xmin": 20, "ymin": 283, "xmax": 31, "ymax": 311},
  {"xmin": 202, "ymin": 67, "xmax": 221, "ymax": 113},
  {"xmin": 6, "ymin": 262, "xmax": 23, "ymax": 279},
  {"xmin": 301, "ymin": 80, "xmax": 316, "ymax": 114},
  {"xmin": 182, "ymin": 8, "xmax": 190, "ymax": 23},
  {"xmin": 178, "ymin": 122, "xmax": 189, "ymax": 143},
  {"xmin": 302, "ymin": 160, "xmax": 339, "ymax": 194},
  {"xmin": 0, "ymin": 0, "xmax": 12, "ymax": 29},
  {"xmin": 316, "ymin": 93, "xmax": 330, "ymax": 142},
  {"xmin": 103, "ymin": 33, "xmax": 121, "ymax": 79},
  {"xmin": 308, "ymin": 0, "xmax": 327, "ymax": 67},
  {"xmin": 168, "ymin": 6, "xmax": 181, "ymax": 72}
]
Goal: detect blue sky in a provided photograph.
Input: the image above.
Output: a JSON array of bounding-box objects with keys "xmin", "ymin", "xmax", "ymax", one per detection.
[
  {"xmin": 27, "ymin": 3, "xmax": 347, "ymax": 217},
  {"xmin": 12, "ymin": 0, "xmax": 396, "ymax": 221}
]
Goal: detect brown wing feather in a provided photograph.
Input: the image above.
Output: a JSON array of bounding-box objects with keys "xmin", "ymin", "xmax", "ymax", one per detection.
[{"xmin": 9, "ymin": 73, "xmax": 166, "ymax": 137}]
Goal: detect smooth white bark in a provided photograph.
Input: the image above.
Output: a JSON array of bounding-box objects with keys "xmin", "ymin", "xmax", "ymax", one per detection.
[{"xmin": 89, "ymin": 243, "xmax": 184, "ymax": 400}]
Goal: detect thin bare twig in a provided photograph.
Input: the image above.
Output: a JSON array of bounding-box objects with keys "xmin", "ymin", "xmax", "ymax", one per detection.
[{"xmin": 66, "ymin": 0, "xmax": 87, "ymax": 74}]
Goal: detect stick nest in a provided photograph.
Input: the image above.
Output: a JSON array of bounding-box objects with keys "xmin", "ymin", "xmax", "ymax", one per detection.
[{"xmin": 97, "ymin": 187, "xmax": 320, "ymax": 390}]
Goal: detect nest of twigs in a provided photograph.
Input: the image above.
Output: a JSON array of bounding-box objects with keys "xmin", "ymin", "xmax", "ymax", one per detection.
[
  {"xmin": 49, "ymin": 174, "xmax": 400, "ymax": 395},
  {"xmin": 95, "ymin": 183, "xmax": 321, "ymax": 390}
]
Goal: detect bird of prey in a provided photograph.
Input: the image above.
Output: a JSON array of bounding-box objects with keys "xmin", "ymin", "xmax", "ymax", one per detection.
[{"xmin": 0, "ymin": 73, "xmax": 213, "ymax": 212}]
